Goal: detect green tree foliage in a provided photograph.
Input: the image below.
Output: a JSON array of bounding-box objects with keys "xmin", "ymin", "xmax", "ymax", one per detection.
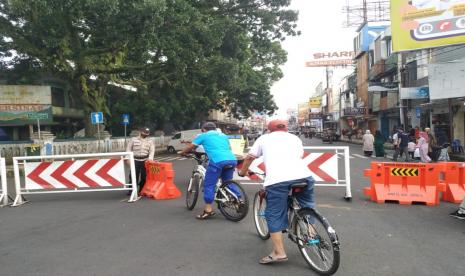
[{"xmin": 0, "ymin": 0, "xmax": 298, "ymax": 133}]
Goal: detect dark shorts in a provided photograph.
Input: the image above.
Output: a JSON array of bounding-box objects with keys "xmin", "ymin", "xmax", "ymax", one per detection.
[{"xmin": 265, "ymin": 176, "xmax": 315, "ymax": 233}]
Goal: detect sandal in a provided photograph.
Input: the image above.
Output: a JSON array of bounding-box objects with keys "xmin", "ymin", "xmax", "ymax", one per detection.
[
  {"xmin": 196, "ymin": 210, "xmax": 216, "ymax": 220},
  {"xmin": 259, "ymin": 255, "xmax": 288, "ymax": 264}
]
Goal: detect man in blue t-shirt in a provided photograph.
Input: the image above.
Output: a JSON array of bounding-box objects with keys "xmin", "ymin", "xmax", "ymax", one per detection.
[{"xmin": 179, "ymin": 122, "xmax": 237, "ymax": 219}]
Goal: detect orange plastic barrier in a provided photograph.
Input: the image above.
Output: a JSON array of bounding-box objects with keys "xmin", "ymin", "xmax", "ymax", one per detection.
[
  {"xmin": 141, "ymin": 161, "xmax": 181, "ymax": 200},
  {"xmin": 364, "ymin": 162, "xmax": 446, "ymax": 206},
  {"xmin": 442, "ymin": 162, "xmax": 465, "ymax": 203}
]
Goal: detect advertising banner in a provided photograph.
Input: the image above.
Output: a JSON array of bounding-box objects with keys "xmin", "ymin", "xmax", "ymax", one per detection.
[
  {"xmin": 391, "ymin": 0, "xmax": 465, "ymax": 52},
  {"xmin": 429, "ymin": 61, "xmax": 465, "ymax": 99},
  {"xmin": 399, "ymin": 86, "xmax": 430, "ymax": 99},
  {"xmin": 298, "ymin": 102, "xmax": 310, "ymax": 121},
  {"xmin": 309, "ymin": 96, "xmax": 322, "ymax": 108},
  {"xmin": 0, "ymin": 85, "xmax": 53, "ymax": 125}
]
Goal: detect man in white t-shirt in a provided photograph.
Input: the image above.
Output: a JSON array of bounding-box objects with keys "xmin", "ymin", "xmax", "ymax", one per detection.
[{"xmin": 238, "ymin": 119, "xmax": 315, "ymax": 264}]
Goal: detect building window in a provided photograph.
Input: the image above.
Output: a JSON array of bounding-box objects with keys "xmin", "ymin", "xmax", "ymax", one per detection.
[
  {"xmin": 51, "ymin": 87, "xmax": 65, "ymax": 107},
  {"xmin": 368, "ymin": 50, "xmax": 374, "ymax": 69},
  {"xmin": 381, "ymin": 91, "xmax": 388, "ymax": 98},
  {"xmin": 386, "ymin": 38, "xmax": 392, "ymax": 57}
]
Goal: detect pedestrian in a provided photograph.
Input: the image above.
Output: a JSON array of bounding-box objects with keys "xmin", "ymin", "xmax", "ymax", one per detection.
[
  {"xmin": 179, "ymin": 122, "xmax": 239, "ymax": 220},
  {"xmin": 126, "ymin": 127, "xmax": 155, "ymax": 194},
  {"xmin": 425, "ymin": 127, "xmax": 438, "ymax": 161},
  {"xmin": 394, "ymin": 128, "xmax": 410, "ymax": 162},
  {"xmin": 374, "ymin": 130, "xmax": 385, "ymax": 157},
  {"xmin": 362, "ymin": 130, "xmax": 374, "ymax": 157},
  {"xmin": 238, "ymin": 119, "xmax": 314, "ymax": 264},
  {"xmin": 450, "ymin": 196, "xmax": 465, "ymax": 220},
  {"xmin": 408, "ymin": 127, "xmax": 418, "ymax": 140},
  {"xmin": 408, "ymin": 138, "xmax": 416, "ymax": 160},
  {"xmin": 391, "ymin": 128, "xmax": 400, "ymax": 158},
  {"xmin": 417, "ymin": 131, "xmax": 431, "ymax": 163}
]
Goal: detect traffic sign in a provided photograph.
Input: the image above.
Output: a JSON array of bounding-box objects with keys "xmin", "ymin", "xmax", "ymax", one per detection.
[
  {"xmin": 27, "ymin": 113, "xmax": 48, "ymax": 120},
  {"xmin": 122, "ymin": 114, "xmax": 130, "ymax": 125},
  {"xmin": 91, "ymin": 112, "xmax": 104, "ymax": 125}
]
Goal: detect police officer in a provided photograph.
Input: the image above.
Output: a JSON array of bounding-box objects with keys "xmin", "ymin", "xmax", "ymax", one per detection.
[{"xmin": 126, "ymin": 127, "xmax": 155, "ymax": 193}]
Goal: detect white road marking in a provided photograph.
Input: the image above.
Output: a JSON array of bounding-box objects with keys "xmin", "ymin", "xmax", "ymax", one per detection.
[
  {"xmin": 164, "ymin": 157, "xmax": 180, "ymax": 161},
  {"xmin": 352, "ymin": 154, "xmax": 369, "ymax": 159},
  {"xmin": 155, "ymin": 157, "xmax": 172, "ymax": 161}
]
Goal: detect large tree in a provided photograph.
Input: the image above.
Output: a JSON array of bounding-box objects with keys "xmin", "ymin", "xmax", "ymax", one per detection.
[{"xmin": 1, "ymin": 0, "xmax": 299, "ymax": 134}]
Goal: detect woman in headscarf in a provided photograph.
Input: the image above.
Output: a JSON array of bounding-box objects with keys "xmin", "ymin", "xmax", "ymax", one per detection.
[
  {"xmin": 362, "ymin": 130, "xmax": 375, "ymax": 157},
  {"xmin": 417, "ymin": 131, "xmax": 431, "ymax": 163},
  {"xmin": 374, "ymin": 130, "xmax": 385, "ymax": 157}
]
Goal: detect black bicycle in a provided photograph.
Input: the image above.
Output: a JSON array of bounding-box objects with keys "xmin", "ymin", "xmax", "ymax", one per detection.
[
  {"xmin": 185, "ymin": 153, "xmax": 249, "ymax": 222},
  {"xmin": 253, "ymin": 183, "xmax": 340, "ymax": 275}
]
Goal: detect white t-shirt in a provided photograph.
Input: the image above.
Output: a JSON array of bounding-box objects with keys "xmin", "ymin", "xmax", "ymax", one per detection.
[
  {"xmin": 248, "ymin": 131, "xmax": 312, "ymax": 187},
  {"xmin": 392, "ymin": 133, "xmax": 399, "ymax": 146}
]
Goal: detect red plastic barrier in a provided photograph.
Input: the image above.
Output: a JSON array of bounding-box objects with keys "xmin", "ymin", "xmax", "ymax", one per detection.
[
  {"xmin": 141, "ymin": 162, "xmax": 181, "ymax": 200},
  {"xmin": 442, "ymin": 162, "xmax": 465, "ymax": 203},
  {"xmin": 364, "ymin": 162, "xmax": 446, "ymax": 206}
]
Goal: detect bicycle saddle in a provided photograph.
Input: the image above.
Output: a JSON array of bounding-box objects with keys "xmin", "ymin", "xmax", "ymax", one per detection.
[
  {"xmin": 290, "ymin": 182, "xmax": 308, "ymax": 188},
  {"xmin": 223, "ymin": 164, "xmax": 235, "ymax": 170}
]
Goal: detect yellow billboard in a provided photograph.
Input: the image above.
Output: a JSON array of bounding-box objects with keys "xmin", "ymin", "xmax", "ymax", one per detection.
[
  {"xmin": 309, "ymin": 96, "xmax": 322, "ymax": 108},
  {"xmin": 391, "ymin": 0, "xmax": 465, "ymax": 52}
]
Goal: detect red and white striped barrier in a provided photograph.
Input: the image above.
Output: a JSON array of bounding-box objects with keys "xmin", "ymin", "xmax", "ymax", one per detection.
[
  {"xmin": 234, "ymin": 146, "xmax": 352, "ymax": 200},
  {"xmin": 12, "ymin": 152, "xmax": 139, "ymax": 206},
  {"xmin": 0, "ymin": 157, "xmax": 8, "ymax": 206}
]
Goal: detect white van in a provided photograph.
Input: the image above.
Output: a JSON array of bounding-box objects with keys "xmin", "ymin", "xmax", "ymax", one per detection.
[{"xmin": 167, "ymin": 129, "xmax": 202, "ymax": 153}]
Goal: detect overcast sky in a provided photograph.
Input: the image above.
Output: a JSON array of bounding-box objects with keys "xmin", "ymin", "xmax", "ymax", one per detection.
[{"xmin": 271, "ymin": 0, "xmax": 357, "ymax": 117}]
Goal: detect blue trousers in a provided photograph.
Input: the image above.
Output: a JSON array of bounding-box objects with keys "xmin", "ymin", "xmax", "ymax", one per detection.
[
  {"xmin": 204, "ymin": 160, "xmax": 237, "ymax": 204},
  {"xmin": 265, "ymin": 177, "xmax": 315, "ymax": 233}
]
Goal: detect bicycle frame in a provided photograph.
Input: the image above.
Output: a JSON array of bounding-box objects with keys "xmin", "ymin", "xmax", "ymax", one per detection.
[{"xmin": 187, "ymin": 155, "xmax": 239, "ymax": 204}]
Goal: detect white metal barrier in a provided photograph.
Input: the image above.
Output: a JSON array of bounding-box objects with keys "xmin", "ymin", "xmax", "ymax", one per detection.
[
  {"xmin": 234, "ymin": 146, "xmax": 352, "ymax": 200},
  {"xmin": 0, "ymin": 157, "xmax": 8, "ymax": 206},
  {"xmin": 12, "ymin": 152, "xmax": 139, "ymax": 206}
]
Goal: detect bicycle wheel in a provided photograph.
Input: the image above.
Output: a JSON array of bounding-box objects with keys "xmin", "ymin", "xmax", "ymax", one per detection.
[
  {"xmin": 217, "ymin": 180, "xmax": 249, "ymax": 222},
  {"xmin": 253, "ymin": 190, "xmax": 270, "ymax": 240},
  {"xmin": 292, "ymin": 208, "xmax": 340, "ymax": 276},
  {"xmin": 186, "ymin": 173, "xmax": 201, "ymax": 210}
]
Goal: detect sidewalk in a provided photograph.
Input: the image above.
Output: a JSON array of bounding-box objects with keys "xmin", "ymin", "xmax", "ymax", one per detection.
[{"xmin": 339, "ymin": 137, "xmax": 465, "ymax": 162}]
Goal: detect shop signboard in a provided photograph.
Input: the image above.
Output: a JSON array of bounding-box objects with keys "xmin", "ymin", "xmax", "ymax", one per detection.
[
  {"xmin": 298, "ymin": 102, "xmax": 310, "ymax": 121},
  {"xmin": 391, "ymin": 0, "xmax": 465, "ymax": 52},
  {"xmin": 416, "ymin": 107, "xmax": 422, "ymax": 118},
  {"xmin": 429, "ymin": 61, "xmax": 465, "ymax": 100},
  {"xmin": 309, "ymin": 113, "xmax": 323, "ymax": 119},
  {"xmin": 309, "ymin": 96, "xmax": 322, "ymax": 108},
  {"xmin": 0, "ymin": 85, "xmax": 53, "ymax": 126},
  {"xmin": 343, "ymin": 107, "xmax": 367, "ymax": 116},
  {"xmin": 399, "ymin": 86, "xmax": 430, "ymax": 99},
  {"xmin": 305, "ymin": 51, "xmax": 355, "ymax": 67}
]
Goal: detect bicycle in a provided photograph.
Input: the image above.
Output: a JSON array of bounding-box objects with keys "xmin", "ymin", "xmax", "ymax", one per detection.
[
  {"xmin": 253, "ymin": 180, "xmax": 340, "ymax": 275},
  {"xmin": 185, "ymin": 153, "xmax": 249, "ymax": 222}
]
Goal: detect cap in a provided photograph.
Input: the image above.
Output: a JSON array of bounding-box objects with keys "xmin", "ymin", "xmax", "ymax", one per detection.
[
  {"xmin": 202, "ymin": 122, "xmax": 217, "ymax": 131},
  {"xmin": 140, "ymin": 127, "xmax": 150, "ymax": 135},
  {"xmin": 267, "ymin": 119, "xmax": 288, "ymax": 132}
]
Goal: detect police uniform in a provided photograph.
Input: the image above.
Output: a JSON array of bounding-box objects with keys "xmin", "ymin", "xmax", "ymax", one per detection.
[{"xmin": 126, "ymin": 133, "xmax": 155, "ymax": 191}]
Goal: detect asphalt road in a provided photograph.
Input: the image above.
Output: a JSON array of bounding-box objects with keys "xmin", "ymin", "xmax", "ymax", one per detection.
[{"xmin": 0, "ymin": 137, "xmax": 464, "ymax": 276}]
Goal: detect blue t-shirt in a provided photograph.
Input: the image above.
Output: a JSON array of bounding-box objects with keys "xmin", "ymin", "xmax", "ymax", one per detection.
[{"xmin": 192, "ymin": 131, "xmax": 236, "ymax": 163}]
